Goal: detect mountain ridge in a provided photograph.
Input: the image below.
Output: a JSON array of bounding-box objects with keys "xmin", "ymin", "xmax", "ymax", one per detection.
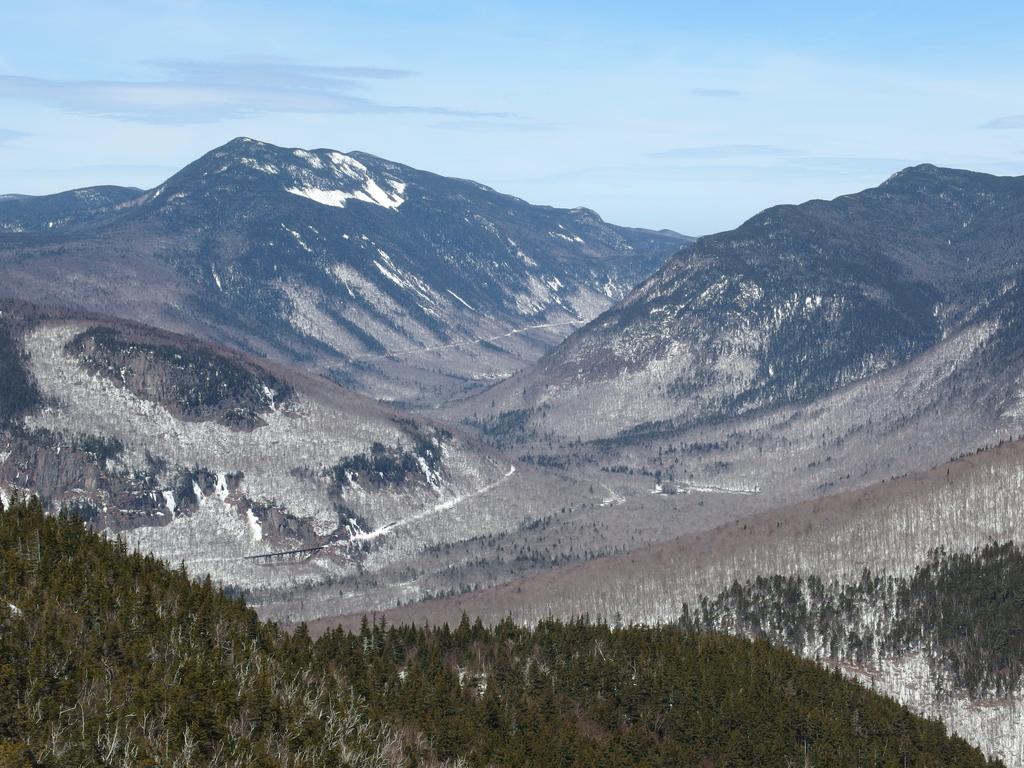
[
  {"xmin": 459, "ymin": 163, "xmax": 1023, "ymax": 446},
  {"xmin": 0, "ymin": 137, "xmax": 689, "ymax": 404}
]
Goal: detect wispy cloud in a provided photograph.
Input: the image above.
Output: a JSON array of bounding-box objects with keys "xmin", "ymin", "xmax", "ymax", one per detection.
[
  {"xmin": 431, "ymin": 119, "xmax": 561, "ymax": 133},
  {"xmin": 143, "ymin": 58, "xmax": 415, "ymax": 87},
  {"xmin": 68, "ymin": 162, "xmax": 179, "ymax": 175},
  {"xmin": 0, "ymin": 59, "xmax": 509, "ymax": 125},
  {"xmin": 514, "ymin": 154, "xmax": 909, "ymax": 185},
  {"xmin": 691, "ymin": 88, "xmax": 743, "ymax": 99},
  {"xmin": 983, "ymin": 115, "xmax": 1024, "ymax": 129},
  {"xmin": 774, "ymin": 155, "xmax": 911, "ymax": 178},
  {"xmin": 648, "ymin": 144, "xmax": 797, "ymax": 159},
  {"xmin": 0, "ymin": 128, "xmax": 29, "ymax": 144}
]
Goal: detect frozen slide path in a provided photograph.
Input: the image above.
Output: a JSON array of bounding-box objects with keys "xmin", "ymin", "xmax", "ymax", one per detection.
[{"xmin": 350, "ymin": 464, "xmax": 517, "ymax": 543}]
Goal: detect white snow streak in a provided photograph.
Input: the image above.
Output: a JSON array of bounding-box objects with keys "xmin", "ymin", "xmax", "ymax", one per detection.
[
  {"xmin": 446, "ymin": 289, "xmax": 475, "ymax": 311},
  {"xmin": 350, "ymin": 466, "xmax": 516, "ymax": 544}
]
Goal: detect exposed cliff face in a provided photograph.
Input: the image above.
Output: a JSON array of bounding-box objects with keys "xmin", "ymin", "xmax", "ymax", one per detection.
[{"xmin": 66, "ymin": 326, "xmax": 294, "ymax": 430}]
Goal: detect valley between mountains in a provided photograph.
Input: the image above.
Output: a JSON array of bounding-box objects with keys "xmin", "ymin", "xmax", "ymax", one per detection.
[{"xmin": 2, "ymin": 140, "xmax": 1024, "ymax": 764}]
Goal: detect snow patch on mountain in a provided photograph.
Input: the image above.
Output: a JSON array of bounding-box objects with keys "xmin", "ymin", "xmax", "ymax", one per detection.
[
  {"xmin": 286, "ymin": 182, "xmax": 405, "ymax": 211},
  {"xmin": 238, "ymin": 157, "xmax": 279, "ymax": 175},
  {"xmin": 446, "ymin": 289, "xmax": 475, "ymax": 311},
  {"xmin": 514, "ymin": 274, "xmax": 571, "ymax": 317},
  {"xmin": 245, "ymin": 507, "xmax": 263, "ymax": 542},
  {"xmin": 285, "ymin": 152, "xmax": 406, "ymax": 211},
  {"xmin": 281, "ymin": 224, "xmax": 313, "ymax": 253},
  {"xmin": 328, "ymin": 264, "xmax": 390, "ymax": 310}
]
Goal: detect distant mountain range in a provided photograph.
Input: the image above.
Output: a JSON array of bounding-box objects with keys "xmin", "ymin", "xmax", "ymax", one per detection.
[
  {"xmin": 4, "ymin": 160, "xmax": 1023, "ymax": 612},
  {"xmin": 0, "ymin": 185, "xmax": 143, "ymax": 231},
  {"xmin": 0, "ymin": 138, "xmax": 688, "ymax": 403}
]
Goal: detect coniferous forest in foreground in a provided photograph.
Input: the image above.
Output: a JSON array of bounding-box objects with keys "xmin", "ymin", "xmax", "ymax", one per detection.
[{"xmin": 0, "ymin": 496, "xmax": 999, "ymax": 768}]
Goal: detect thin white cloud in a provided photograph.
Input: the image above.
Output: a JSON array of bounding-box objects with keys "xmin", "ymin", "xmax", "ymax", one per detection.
[
  {"xmin": 983, "ymin": 115, "xmax": 1024, "ymax": 129},
  {"xmin": 0, "ymin": 128, "xmax": 29, "ymax": 144},
  {"xmin": 431, "ymin": 119, "xmax": 562, "ymax": 133},
  {"xmin": 0, "ymin": 59, "xmax": 510, "ymax": 125},
  {"xmin": 648, "ymin": 144, "xmax": 797, "ymax": 159},
  {"xmin": 691, "ymin": 88, "xmax": 744, "ymax": 98},
  {"xmin": 515, "ymin": 154, "xmax": 911, "ymax": 184}
]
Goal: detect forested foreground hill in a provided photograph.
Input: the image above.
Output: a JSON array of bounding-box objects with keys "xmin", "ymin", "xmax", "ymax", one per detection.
[{"xmin": 0, "ymin": 497, "xmax": 997, "ymax": 767}]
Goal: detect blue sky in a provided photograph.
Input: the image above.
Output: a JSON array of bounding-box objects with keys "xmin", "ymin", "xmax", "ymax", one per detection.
[{"xmin": 1, "ymin": 1, "xmax": 1022, "ymax": 234}]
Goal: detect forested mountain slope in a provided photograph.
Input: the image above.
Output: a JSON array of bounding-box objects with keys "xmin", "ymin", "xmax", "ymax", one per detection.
[
  {"xmin": 468, "ymin": 164, "xmax": 1024, "ymax": 456},
  {"xmin": 0, "ymin": 496, "xmax": 996, "ymax": 767},
  {"xmin": 0, "ymin": 186, "xmax": 143, "ymax": 233},
  {"xmin": 0, "ymin": 303, "xmax": 567, "ymax": 618},
  {"xmin": 0, "ymin": 138, "xmax": 687, "ymax": 404},
  {"xmin": 681, "ymin": 543, "xmax": 1024, "ymax": 765}
]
